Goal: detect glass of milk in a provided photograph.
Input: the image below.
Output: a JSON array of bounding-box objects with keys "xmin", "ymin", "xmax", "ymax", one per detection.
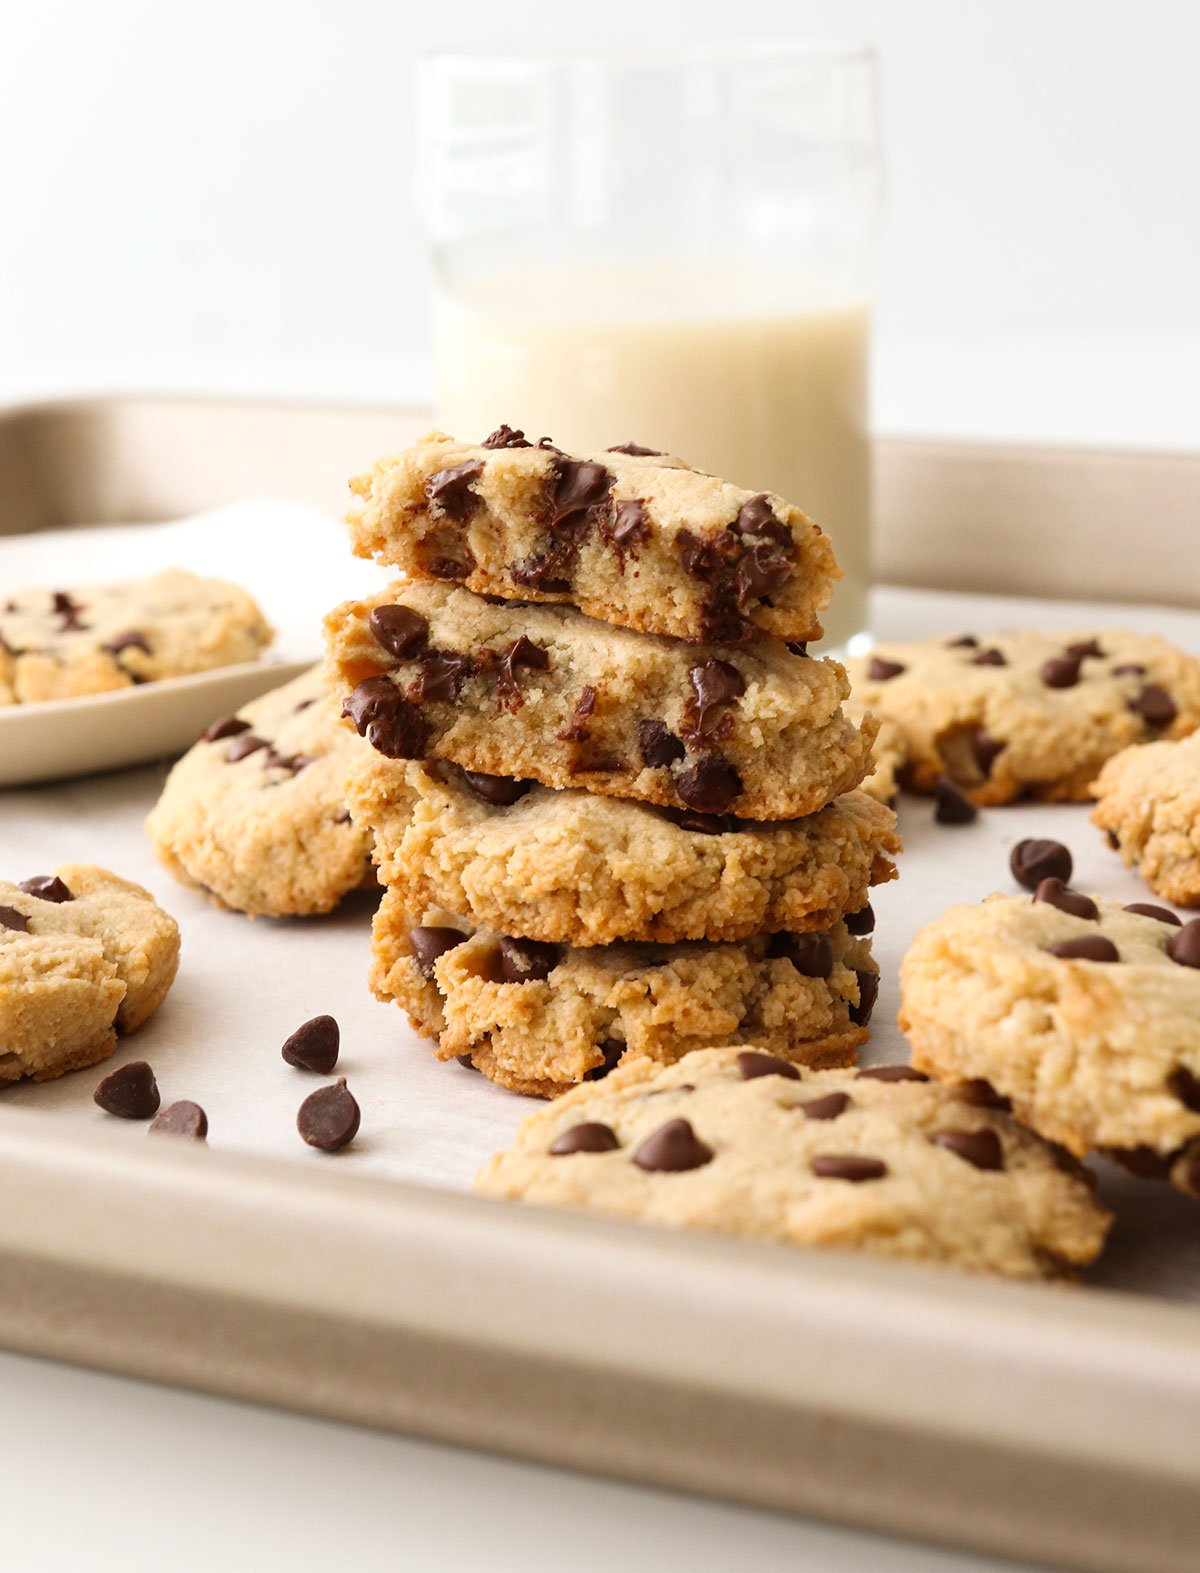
[{"xmin": 419, "ymin": 42, "xmax": 880, "ymax": 648}]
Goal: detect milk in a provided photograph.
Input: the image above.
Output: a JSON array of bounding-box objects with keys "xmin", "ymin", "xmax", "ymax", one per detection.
[{"xmin": 434, "ymin": 266, "xmax": 871, "ymax": 649}]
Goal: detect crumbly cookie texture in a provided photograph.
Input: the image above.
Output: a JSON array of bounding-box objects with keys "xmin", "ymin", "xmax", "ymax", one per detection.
[
  {"xmin": 372, "ymin": 895, "xmax": 877, "ymax": 1097},
  {"xmin": 846, "ymin": 701, "xmax": 906, "ymax": 805},
  {"xmin": 0, "ymin": 864, "xmax": 180, "ymax": 1082},
  {"xmin": 1092, "ymin": 732, "xmax": 1200, "ymax": 908},
  {"xmin": 475, "ymin": 1047, "xmax": 1110, "ymax": 1279},
  {"xmin": 325, "ymin": 582, "xmax": 875, "ymax": 821},
  {"xmin": 348, "ymin": 754, "xmax": 898, "ymax": 946},
  {"xmin": 846, "ymin": 629, "xmax": 1200, "ymax": 805},
  {"xmin": 146, "ymin": 666, "xmax": 373, "ymax": 918},
  {"xmin": 346, "ymin": 428, "xmax": 839, "ymax": 645},
  {"xmin": 0, "ymin": 569, "xmax": 273, "ymax": 705},
  {"xmin": 899, "ymin": 892, "xmax": 1200, "ymax": 1198}
]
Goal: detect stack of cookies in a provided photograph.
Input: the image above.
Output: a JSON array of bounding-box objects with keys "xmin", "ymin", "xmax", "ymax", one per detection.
[{"xmin": 325, "ymin": 428, "xmax": 897, "ymax": 1096}]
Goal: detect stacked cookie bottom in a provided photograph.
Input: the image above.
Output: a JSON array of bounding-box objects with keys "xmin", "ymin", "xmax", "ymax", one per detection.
[{"xmin": 326, "ymin": 430, "xmax": 896, "ymax": 1095}]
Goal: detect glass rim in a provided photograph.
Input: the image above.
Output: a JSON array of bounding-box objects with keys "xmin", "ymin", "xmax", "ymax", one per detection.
[{"xmin": 420, "ymin": 37, "xmax": 875, "ymax": 69}]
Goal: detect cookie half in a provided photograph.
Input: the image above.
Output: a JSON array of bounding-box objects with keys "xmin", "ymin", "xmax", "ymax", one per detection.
[{"xmin": 1092, "ymin": 732, "xmax": 1200, "ymax": 908}]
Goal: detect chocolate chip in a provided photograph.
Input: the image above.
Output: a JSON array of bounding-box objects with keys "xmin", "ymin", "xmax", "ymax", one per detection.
[
  {"xmin": 947, "ymin": 634, "xmax": 978, "ymax": 648},
  {"xmin": 498, "ymin": 936, "xmax": 560, "ymax": 983},
  {"xmin": 483, "ymin": 425, "xmax": 532, "ymax": 449},
  {"xmin": 428, "ymin": 554, "xmax": 475, "ymax": 580},
  {"xmin": 811, "ymin": 1154, "xmax": 887, "ymax": 1182},
  {"xmin": 683, "ymin": 659, "xmax": 745, "ymax": 738},
  {"xmin": 601, "ymin": 499, "xmax": 651, "ymax": 560},
  {"xmin": 1125, "ymin": 902, "xmax": 1182, "ymax": 925},
  {"xmin": 1113, "ymin": 662, "xmax": 1146, "ymax": 677},
  {"xmin": 857, "ymin": 1064, "xmax": 927, "ymax": 1082},
  {"xmin": 52, "ymin": 591, "xmax": 88, "ymax": 631},
  {"xmin": 102, "ymin": 629, "xmax": 150, "ymax": 657},
  {"xmin": 844, "ymin": 903, "xmax": 875, "ymax": 936},
  {"xmin": 786, "ymin": 641, "xmax": 809, "ymax": 658},
  {"xmin": 535, "ymin": 437, "xmax": 563, "ymax": 452},
  {"xmin": 282, "ymin": 1015, "xmax": 340, "ymax": 1074},
  {"xmin": 557, "ymin": 685, "xmax": 598, "ymax": 743},
  {"xmin": 409, "ymin": 925, "xmax": 465, "ymax": 978},
  {"xmin": 1107, "ymin": 1144, "xmax": 1171, "ymax": 1180},
  {"xmin": 19, "ymin": 875, "xmax": 72, "ymax": 903},
  {"xmin": 1034, "ymin": 878, "xmax": 1098, "ymax": 920},
  {"xmin": 736, "ymin": 1050, "xmax": 801, "ymax": 1081},
  {"xmin": 550, "ymin": 1122, "xmax": 620, "ymax": 1155},
  {"xmin": 867, "ymin": 657, "xmax": 905, "ymax": 681},
  {"xmin": 94, "ymin": 1060, "xmax": 160, "ymax": 1120},
  {"xmin": 455, "ymin": 1052, "xmax": 479, "ymax": 1072},
  {"xmin": 607, "ymin": 441, "xmax": 661, "ymax": 456},
  {"xmin": 369, "ymin": 604, "xmax": 429, "ymax": 658},
  {"xmin": 509, "ymin": 545, "xmax": 574, "ymax": 592},
  {"xmin": 1065, "ymin": 639, "xmax": 1105, "ymax": 659},
  {"xmin": 261, "ymin": 747, "xmax": 313, "ymax": 775},
  {"xmin": 934, "ymin": 775, "xmax": 977, "ymax": 824},
  {"xmin": 676, "ymin": 756, "xmax": 741, "ymax": 814},
  {"xmin": 637, "ymin": 719, "xmax": 685, "ymax": 768},
  {"xmin": 226, "ymin": 733, "xmax": 268, "ymax": 762},
  {"xmin": 0, "ymin": 905, "xmax": 30, "ymax": 932},
  {"xmin": 550, "ymin": 459, "xmax": 613, "ymax": 527},
  {"xmin": 1048, "ymin": 935, "xmax": 1120, "ymax": 962},
  {"xmin": 972, "ymin": 729, "xmax": 1005, "ymax": 775},
  {"xmin": 799, "ymin": 1092, "xmax": 852, "ymax": 1120},
  {"xmin": 425, "ymin": 458, "xmax": 484, "ymax": 520},
  {"xmin": 1167, "ymin": 1065, "xmax": 1200, "ymax": 1111},
  {"xmin": 149, "ymin": 1100, "xmax": 208, "ymax": 1139},
  {"xmin": 585, "ymin": 1039, "xmax": 625, "ymax": 1081},
  {"xmin": 731, "ymin": 494, "xmax": 791, "ymax": 547},
  {"xmin": 632, "ymin": 1118, "xmax": 713, "ymax": 1172},
  {"xmin": 961, "ymin": 1078, "xmax": 1011, "ymax": 1110},
  {"xmin": 971, "ymin": 648, "xmax": 1007, "ymax": 666},
  {"xmin": 1010, "ymin": 839, "xmax": 1073, "ymax": 890},
  {"xmin": 931, "ymin": 1128, "xmax": 1004, "ymax": 1170},
  {"xmin": 462, "ymin": 771, "xmax": 533, "ymax": 806},
  {"xmin": 661, "ymin": 807, "xmax": 735, "ymax": 834},
  {"xmin": 1167, "ymin": 920, "xmax": 1200, "ymax": 969},
  {"xmin": 201, "ymin": 715, "xmax": 250, "ymax": 742},
  {"xmin": 495, "ymin": 635, "xmax": 549, "ymax": 710},
  {"xmin": 297, "ymin": 1078, "xmax": 360, "ymax": 1152},
  {"xmin": 1131, "ymin": 684, "xmax": 1176, "ymax": 728},
  {"xmin": 342, "ymin": 678, "xmax": 429, "ymax": 759},
  {"xmin": 1041, "ymin": 653, "xmax": 1082, "ymax": 688},
  {"xmin": 1106, "ymin": 829, "xmax": 1120, "ymax": 849},
  {"xmin": 849, "ymin": 970, "xmax": 880, "ymax": 1026},
  {"xmin": 768, "ymin": 931, "xmax": 833, "ymax": 979},
  {"xmin": 415, "ymin": 649, "xmax": 472, "ymax": 705},
  {"xmin": 734, "ymin": 543, "xmax": 790, "ymax": 607}
]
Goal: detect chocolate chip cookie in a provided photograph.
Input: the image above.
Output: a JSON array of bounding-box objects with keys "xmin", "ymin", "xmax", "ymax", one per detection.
[
  {"xmin": 475, "ymin": 1047, "xmax": 1110, "ymax": 1278},
  {"xmin": 899, "ymin": 889, "xmax": 1200, "ymax": 1197},
  {"xmin": 346, "ymin": 428, "xmax": 838, "ymax": 644},
  {"xmin": 0, "ymin": 569, "xmax": 273, "ymax": 704},
  {"xmin": 846, "ymin": 630, "xmax": 1200, "ymax": 804},
  {"xmin": 146, "ymin": 666, "xmax": 373, "ymax": 917},
  {"xmin": 373, "ymin": 896, "xmax": 878, "ymax": 1096},
  {"xmin": 0, "ymin": 864, "xmax": 180, "ymax": 1081},
  {"xmin": 846, "ymin": 700, "xmax": 907, "ymax": 805},
  {"xmin": 1092, "ymin": 732, "xmax": 1200, "ymax": 908},
  {"xmin": 326, "ymin": 583, "xmax": 876, "ymax": 821}
]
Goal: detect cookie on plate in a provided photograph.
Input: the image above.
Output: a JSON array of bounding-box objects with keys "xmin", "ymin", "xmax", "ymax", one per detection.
[
  {"xmin": 146, "ymin": 666, "xmax": 373, "ymax": 917},
  {"xmin": 345, "ymin": 428, "xmax": 838, "ymax": 645},
  {"xmin": 1092, "ymin": 732, "xmax": 1200, "ymax": 908},
  {"xmin": 373, "ymin": 895, "xmax": 878, "ymax": 1096},
  {"xmin": 899, "ymin": 889, "xmax": 1200, "ymax": 1197},
  {"xmin": 347, "ymin": 755, "xmax": 898, "ymax": 946},
  {"xmin": 846, "ymin": 630, "xmax": 1200, "ymax": 804},
  {"xmin": 0, "ymin": 864, "xmax": 179, "ymax": 1081},
  {"xmin": 475, "ymin": 1046, "xmax": 1111, "ymax": 1279},
  {"xmin": 326, "ymin": 582, "xmax": 876, "ymax": 821},
  {"xmin": 0, "ymin": 569, "xmax": 273, "ymax": 705}
]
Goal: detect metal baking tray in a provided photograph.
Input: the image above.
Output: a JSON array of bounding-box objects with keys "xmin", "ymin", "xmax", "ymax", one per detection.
[{"xmin": 2, "ymin": 395, "xmax": 1199, "ymax": 1573}]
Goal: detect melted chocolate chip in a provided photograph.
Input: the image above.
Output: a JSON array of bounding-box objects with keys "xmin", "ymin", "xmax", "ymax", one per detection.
[
  {"xmin": 1131, "ymin": 684, "xmax": 1176, "ymax": 728},
  {"xmin": 731, "ymin": 494, "xmax": 791, "ymax": 547},
  {"xmin": 961, "ymin": 1078, "xmax": 1012, "ymax": 1110},
  {"xmin": 499, "ymin": 937, "xmax": 560, "ymax": 983},
  {"xmin": 844, "ymin": 903, "xmax": 875, "ymax": 936},
  {"xmin": 1010, "ymin": 838, "xmax": 1072, "ymax": 890},
  {"xmin": 632, "ymin": 1118, "xmax": 713, "ymax": 1173},
  {"xmin": 223, "ymin": 732, "xmax": 267, "ymax": 763},
  {"xmin": 585, "ymin": 1039, "xmax": 625, "ymax": 1081},
  {"xmin": 1125, "ymin": 902, "xmax": 1182, "ymax": 925},
  {"xmin": 1167, "ymin": 1065, "xmax": 1200, "ymax": 1112},
  {"xmin": 734, "ymin": 543, "xmax": 790, "ymax": 607},
  {"xmin": 867, "ymin": 657, "xmax": 905, "ymax": 681},
  {"xmin": 102, "ymin": 630, "xmax": 150, "ymax": 657},
  {"xmin": 428, "ymin": 554, "xmax": 476, "ymax": 580},
  {"xmin": 425, "ymin": 458, "xmax": 484, "ymax": 520},
  {"xmin": 675, "ymin": 756, "xmax": 741, "ymax": 814},
  {"xmin": 415, "ymin": 649, "xmax": 472, "ymax": 705},
  {"xmin": 972, "ymin": 729, "xmax": 1006, "ymax": 775},
  {"xmin": 662, "ymin": 807, "xmax": 735, "ymax": 834},
  {"xmin": 281, "ymin": 1015, "xmax": 340, "ymax": 1074},
  {"xmin": 550, "ymin": 1122, "xmax": 620, "ymax": 1155},
  {"xmin": 297, "ymin": 1078, "xmax": 360, "ymax": 1151},
  {"xmin": 810, "ymin": 1154, "xmax": 887, "ymax": 1182},
  {"xmin": 94, "ymin": 1060, "xmax": 160, "ymax": 1120},
  {"xmin": 1041, "ymin": 653, "xmax": 1083, "ymax": 689},
  {"xmin": 786, "ymin": 641, "xmax": 809, "ymax": 658},
  {"xmin": 1034, "ymin": 878, "xmax": 1098, "ymax": 920},
  {"xmin": 483, "ymin": 425, "xmax": 532, "ymax": 449},
  {"xmin": 0, "ymin": 905, "xmax": 30, "ymax": 932},
  {"xmin": 683, "ymin": 659, "xmax": 745, "ymax": 738},
  {"xmin": 409, "ymin": 926, "xmax": 465, "ymax": 978},
  {"xmin": 1048, "ymin": 935, "xmax": 1120, "ymax": 962},
  {"xmin": 369, "ymin": 604, "xmax": 429, "ymax": 658},
  {"xmin": 558, "ymin": 685, "xmax": 599, "ymax": 742},
  {"xmin": 799, "ymin": 1092, "xmax": 852, "ymax": 1120},
  {"xmin": 849, "ymin": 970, "xmax": 879, "ymax": 1026},
  {"xmin": 600, "ymin": 499, "xmax": 651, "ymax": 561},
  {"xmin": 495, "ymin": 635, "xmax": 549, "ymax": 711},
  {"xmin": 637, "ymin": 719, "xmax": 685, "ymax": 768},
  {"xmin": 462, "ymin": 771, "xmax": 533, "ymax": 806},
  {"xmin": 1108, "ymin": 1144, "xmax": 1171, "ymax": 1179},
  {"xmin": 736, "ymin": 1050, "xmax": 801, "ymax": 1081},
  {"xmin": 19, "ymin": 875, "xmax": 72, "ymax": 903},
  {"xmin": 343, "ymin": 678, "xmax": 430, "ymax": 759},
  {"xmin": 971, "ymin": 648, "xmax": 1007, "ymax": 667},
  {"xmin": 550, "ymin": 459, "xmax": 613, "ymax": 527},
  {"xmin": 201, "ymin": 715, "xmax": 250, "ymax": 743},
  {"xmin": 768, "ymin": 931, "xmax": 833, "ymax": 979},
  {"xmin": 930, "ymin": 1128, "xmax": 1004, "ymax": 1170},
  {"xmin": 607, "ymin": 441, "xmax": 662, "ymax": 456},
  {"xmin": 262, "ymin": 747, "xmax": 313, "ymax": 775},
  {"xmin": 934, "ymin": 775, "xmax": 978, "ymax": 824},
  {"xmin": 1066, "ymin": 639, "xmax": 1105, "ymax": 659},
  {"xmin": 1167, "ymin": 920, "xmax": 1200, "ymax": 969},
  {"xmin": 149, "ymin": 1101, "xmax": 208, "ymax": 1139},
  {"xmin": 857, "ymin": 1064, "xmax": 927, "ymax": 1082}
]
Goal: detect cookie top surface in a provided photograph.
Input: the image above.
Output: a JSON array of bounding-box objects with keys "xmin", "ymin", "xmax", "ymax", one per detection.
[
  {"xmin": 475, "ymin": 1046, "xmax": 1110, "ymax": 1278},
  {"xmin": 846, "ymin": 629, "xmax": 1200, "ymax": 804},
  {"xmin": 146, "ymin": 665, "xmax": 373, "ymax": 917},
  {"xmin": 1092, "ymin": 731, "xmax": 1200, "ymax": 908},
  {"xmin": 899, "ymin": 891, "xmax": 1200, "ymax": 1188}
]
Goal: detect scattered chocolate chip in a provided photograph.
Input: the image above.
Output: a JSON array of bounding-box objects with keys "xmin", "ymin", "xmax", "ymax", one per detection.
[
  {"xmin": 857, "ymin": 1064, "xmax": 927, "ymax": 1082},
  {"xmin": 972, "ymin": 729, "xmax": 1006, "ymax": 775},
  {"xmin": 934, "ymin": 775, "xmax": 978, "ymax": 824},
  {"xmin": 1167, "ymin": 1065, "xmax": 1200, "ymax": 1112},
  {"xmin": 601, "ymin": 499, "xmax": 651, "ymax": 560},
  {"xmin": 425, "ymin": 458, "xmax": 484, "ymax": 520},
  {"xmin": 463, "ymin": 771, "xmax": 532, "ymax": 806},
  {"xmin": 849, "ymin": 970, "xmax": 880, "ymax": 1026},
  {"xmin": 1033, "ymin": 878, "xmax": 1098, "ymax": 920},
  {"xmin": 637, "ymin": 719, "xmax": 685, "ymax": 768},
  {"xmin": 297, "ymin": 1078, "xmax": 360, "ymax": 1152},
  {"xmin": 931, "ymin": 1128, "xmax": 1004, "ymax": 1170},
  {"xmin": 811, "ymin": 1154, "xmax": 887, "ymax": 1182},
  {"xmin": 499, "ymin": 936, "xmax": 560, "ymax": 983},
  {"xmin": 1125, "ymin": 902, "xmax": 1182, "ymax": 925},
  {"xmin": 201, "ymin": 714, "xmax": 250, "ymax": 743},
  {"xmin": 149, "ymin": 1100, "xmax": 208, "ymax": 1139},
  {"xmin": 102, "ymin": 630, "xmax": 150, "ymax": 657},
  {"xmin": 961, "ymin": 1078, "xmax": 1012, "ymax": 1110},
  {"xmin": 1112, "ymin": 662, "xmax": 1146, "ymax": 677},
  {"xmin": 947, "ymin": 634, "xmax": 978, "ymax": 648},
  {"xmin": 343, "ymin": 678, "xmax": 430, "ymax": 759},
  {"xmin": 1131, "ymin": 685, "xmax": 1176, "ymax": 728},
  {"xmin": 282, "ymin": 1015, "xmax": 340, "ymax": 1074},
  {"xmin": 414, "ymin": 649, "xmax": 472, "ymax": 705},
  {"xmin": 632, "ymin": 1118, "xmax": 713, "ymax": 1173},
  {"xmin": 369, "ymin": 604, "xmax": 429, "ymax": 658},
  {"xmin": 409, "ymin": 925, "xmax": 465, "ymax": 978},
  {"xmin": 0, "ymin": 905, "xmax": 30, "ymax": 932},
  {"xmin": 607, "ymin": 441, "xmax": 661, "ymax": 456},
  {"xmin": 557, "ymin": 685, "xmax": 598, "ymax": 743},
  {"xmin": 971, "ymin": 648, "xmax": 1007, "ymax": 666},
  {"xmin": 844, "ymin": 903, "xmax": 875, "ymax": 936},
  {"xmin": 1010, "ymin": 838, "xmax": 1073, "ymax": 890},
  {"xmin": 1167, "ymin": 920, "xmax": 1200, "ymax": 969},
  {"xmin": 768, "ymin": 931, "xmax": 833, "ymax": 979},
  {"xmin": 786, "ymin": 641, "xmax": 809, "ymax": 658},
  {"xmin": 495, "ymin": 635, "xmax": 549, "ymax": 710},
  {"xmin": 1040, "ymin": 653, "xmax": 1082, "ymax": 689},
  {"xmin": 676, "ymin": 756, "xmax": 741, "ymax": 814},
  {"xmin": 483, "ymin": 425, "xmax": 532, "ymax": 449},
  {"xmin": 799, "ymin": 1092, "xmax": 852, "ymax": 1121},
  {"xmin": 1048, "ymin": 935, "xmax": 1120, "ymax": 962},
  {"xmin": 683, "ymin": 659, "xmax": 745, "ymax": 738},
  {"xmin": 550, "ymin": 1122, "xmax": 620, "ymax": 1155},
  {"xmin": 736, "ymin": 1050, "xmax": 801, "ymax": 1081},
  {"xmin": 585, "ymin": 1039, "xmax": 625, "ymax": 1081},
  {"xmin": 94, "ymin": 1060, "xmax": 160, "ymax": 1120},
  {"xmin": 19, "ymin": 875, "xmax": 72, "ymax": 902},
  {"xmin": 1065, "ymin": 639, "xmax": 1104, "ymax": 659},
  {"xmin": 867, "ymin": 657, "xmax": 905, "ymax": 681},
  {"xmin": 226, "ymin": 733, "xmax": 268, "ymax": 762}
]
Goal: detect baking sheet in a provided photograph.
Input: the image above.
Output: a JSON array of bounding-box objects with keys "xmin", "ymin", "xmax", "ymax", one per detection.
[{"xmin": 1, "ymin": 506, "xmax": 1197, "ymax": 1301}]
